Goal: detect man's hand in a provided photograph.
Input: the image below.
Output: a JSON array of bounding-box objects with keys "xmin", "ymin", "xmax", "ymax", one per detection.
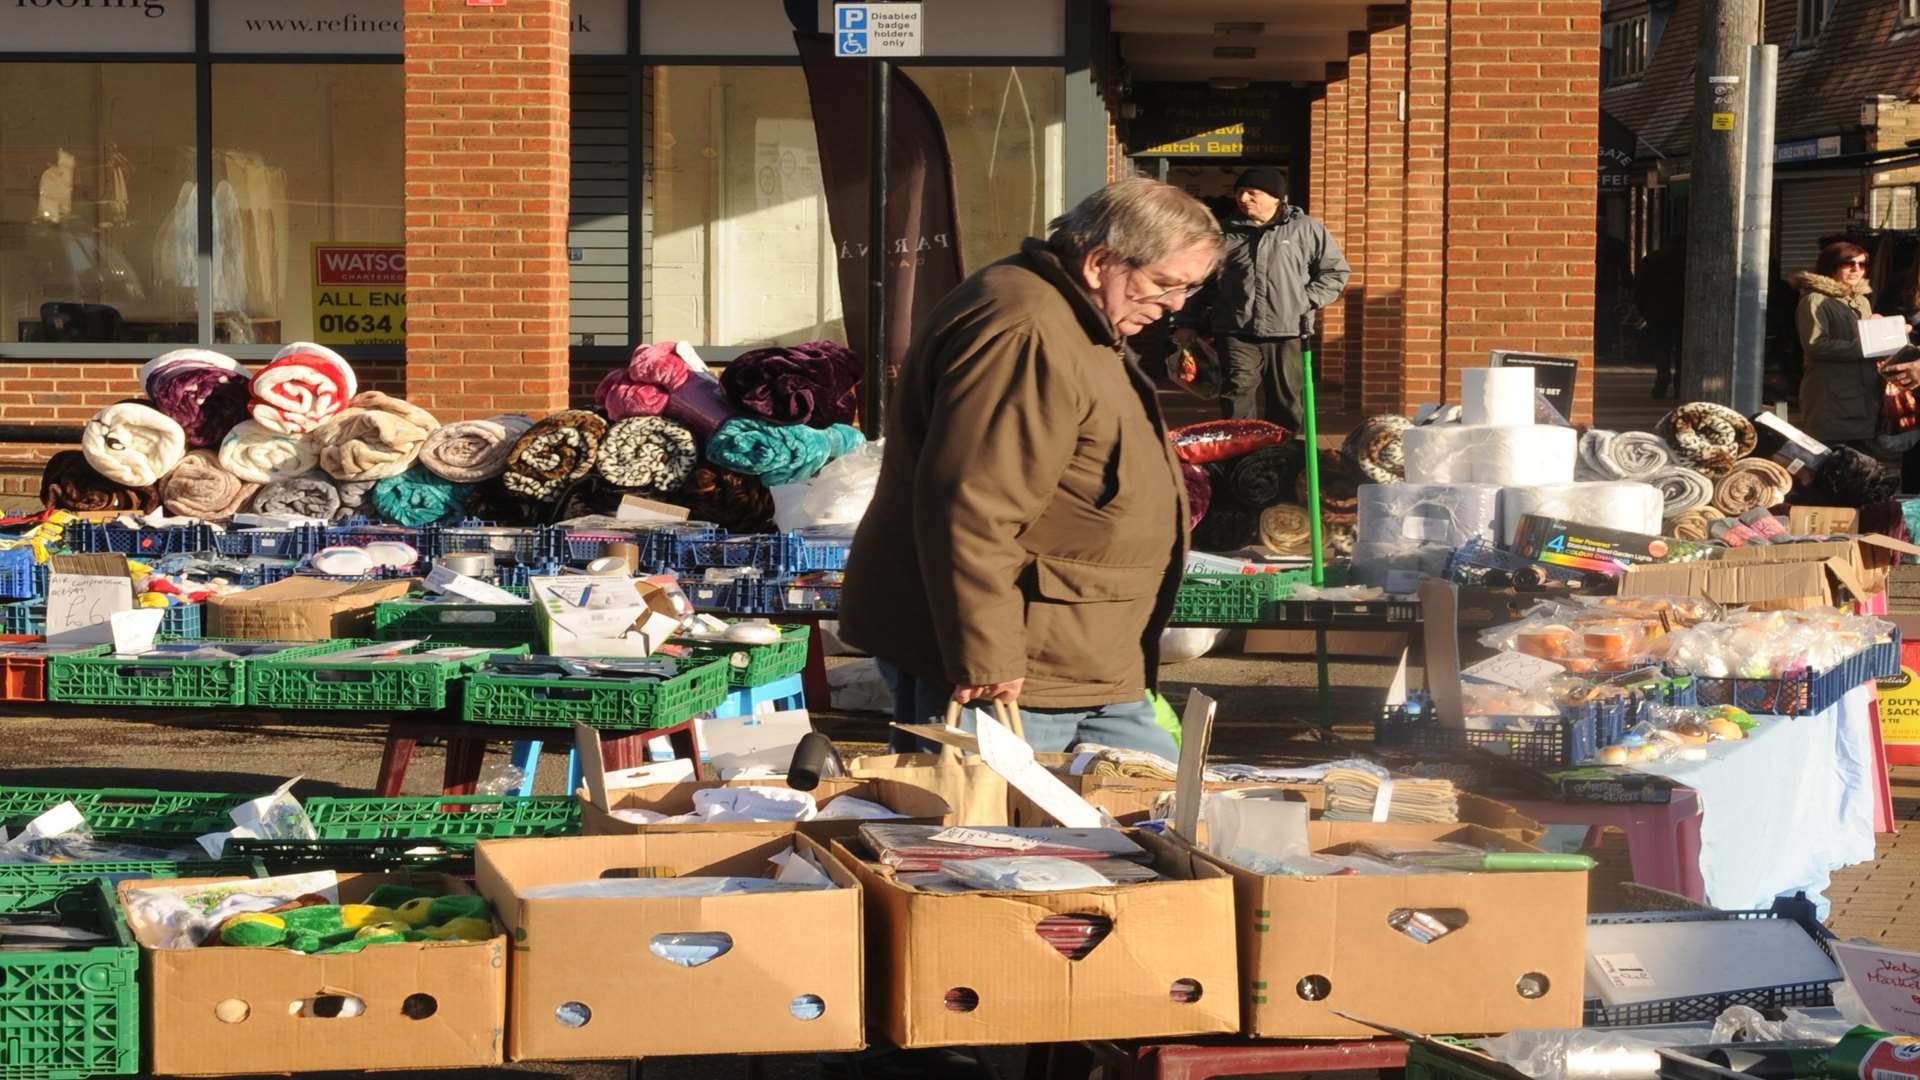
[
  {"xmin": 1171, "ymin": 327, "xmax": 1198, "ymax": 348},
  {"xmin": 953, "ymin": 679, "xmax": 1024, "ymax": 705},
  {"xmin": 1883, "ymin": 355, "xmax": 1920, "ymax": 390}
]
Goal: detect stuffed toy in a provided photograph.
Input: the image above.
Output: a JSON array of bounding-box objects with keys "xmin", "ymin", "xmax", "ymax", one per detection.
[{"xmin": 213, "ymin": 884, "xmax": 493, "ymax": 954}]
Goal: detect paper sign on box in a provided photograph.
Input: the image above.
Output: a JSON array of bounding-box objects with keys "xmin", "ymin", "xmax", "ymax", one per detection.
[{"xmin": 1835, "ymin": 940, "xmax": 1920, "ymax": 1035}]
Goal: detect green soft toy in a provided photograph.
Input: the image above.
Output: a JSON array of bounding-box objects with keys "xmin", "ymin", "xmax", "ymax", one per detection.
[
  {"xmin": 365, "ymin": 884, "xmax": 434, "ymax": 909},
  {"xmin": 216, "ymin": 892, "xmax": 491, "ymax": 952}
]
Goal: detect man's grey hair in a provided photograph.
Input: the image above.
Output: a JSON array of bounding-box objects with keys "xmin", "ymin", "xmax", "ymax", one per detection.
[{"xmin": 1047, "ymin": 178, "xmax": 1223, "ymax": 271}]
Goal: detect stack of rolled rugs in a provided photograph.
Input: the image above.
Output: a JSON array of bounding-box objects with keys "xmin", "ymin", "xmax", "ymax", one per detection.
[
  {"xmin": 43, "ymin": 339, "xmax": 870, "ymax": 533},
  {"xmin": 1171, "ymin": 418, "xmax": 1368, "ymax": 559}
]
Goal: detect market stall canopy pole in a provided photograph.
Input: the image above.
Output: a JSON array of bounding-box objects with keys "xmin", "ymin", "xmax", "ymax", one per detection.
[{"xmin": 1680, "ymin": 0, "xmax": 1762, "ymax": 403}]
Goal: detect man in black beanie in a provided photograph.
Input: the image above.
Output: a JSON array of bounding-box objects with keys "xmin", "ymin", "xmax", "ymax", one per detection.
[{"xmin": 1174, "ymin": 167, "xmax": 1350, "ymax": 427}]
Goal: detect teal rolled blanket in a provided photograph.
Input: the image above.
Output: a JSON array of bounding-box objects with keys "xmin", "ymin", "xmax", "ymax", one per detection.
[{"xmin": 705, "ymin": 418, "xmax": 865, "ymax": 487}]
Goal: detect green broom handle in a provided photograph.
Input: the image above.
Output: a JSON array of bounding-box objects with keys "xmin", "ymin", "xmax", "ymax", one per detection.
[{"xmin": 1300, "ymin": 317, "xmax": 1324, "ymax": 587}]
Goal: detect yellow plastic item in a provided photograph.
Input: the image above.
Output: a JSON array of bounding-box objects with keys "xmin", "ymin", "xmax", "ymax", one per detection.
[
  {"xmin": 417, "ymin": 917, "xmax": 492, "ymax": 942},
  {"xmin": 338, "ymin": 904, "xmax": 400, "ymax": 929}
]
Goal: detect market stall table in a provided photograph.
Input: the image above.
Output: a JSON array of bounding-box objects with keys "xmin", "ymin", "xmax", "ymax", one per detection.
[{"xmin": 375, "ymin": 714, "xmax": 702, "ymax": 796}]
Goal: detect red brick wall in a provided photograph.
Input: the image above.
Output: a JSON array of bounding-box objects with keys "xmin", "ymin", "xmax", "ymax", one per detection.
[
  {"xmin": 401, "ymin": 0, "xmax": 571, "ymax": 420},
  {"xmin": 1402, "ymin": 0, "xmax": 1449, "ymax": 413},
  {"xmin": 1361, "ymin": 8, "xmax": 1409, "ymax": 416},
  {"xmin": 1318, "ymin": 68, "xmax": 1352, "ymax": 400},
  {"xmin": 1341, "ymin": 34, "xmax": 1372, "ymax": 414}
]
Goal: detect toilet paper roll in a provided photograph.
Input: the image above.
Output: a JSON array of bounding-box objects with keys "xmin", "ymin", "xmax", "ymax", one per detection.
[
  {"xmin": 1356, "ymin": 483, "xmax": 1501, "ymax": 550},
  {"xmin": 1461, "ymin": 367, "xmax": 1536, "ymax": 427},
  {"xmin": 1402, "ymin": 424, "xmax": 1578, "ymax": 487},
  {"xmin": 1496, "ymin": 480, "xmax": 1664, "ymax": 545}
]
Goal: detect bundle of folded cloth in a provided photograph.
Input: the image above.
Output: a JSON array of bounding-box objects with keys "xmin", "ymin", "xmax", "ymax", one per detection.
[
  {"xmin": 417, "ymin": 414, "xmax": 533, "ymax": 483},
  {"xmin": 159, "ymin": 449, "xmax": 257, "ymax": 520},
  {"xmin": 1663, "ymin": 505, "xmax": 1724, "ymax": 541},
  {"xmin": 373, "ymin": 465, "xmax": 474, "ymax": 527},
  {"xmin": 503, "ymin": 410, "xmax": 608, "ymax": 500},
  {"xmin": 1192, "ymin": 502, "xmax": 1261, "ymax": 552},
  {"xmin": 1258, "ymin": 503, "xmax": 1313, "ymax": 555},
  {"xmin": 82, "ymin": 402, "xmax": 187, "ymax": 488},
  {"xmin": 249, "ymin": 472, "xmax": 343, "ymax": 520},
  {"xmin": 1646, "ymin": 464, "xmax": 1715, "ymax": 516},
  {"xmin": 1073, "ymin": 743, "xmax": 1178, "ymax": 782},
  {"xmin": 706, "ymin": 418, "xmax": 865, "ymax": 487},
  {"xmin": 219, "ymin": 420, "xmax": 319, "ymax": 485},
  {"xmin": 249, "ymin": 342, "xmax": 357, "ymax": 435},
  {"xmin": 596, "ymin": 416, "xmax": 699, "ymax": 492},
  {"xmin": 1296, "ymin": 449, "xmax": 1361, "ymax": 525},
  {"xmin": 1576, "ymin": 429, "xmax": 1672, "ymax": 481},
  {"xmin": 1323, "ymin": 763, "xmax": 1458, "ymax": 823},
  {"xmin": 142, "ymin": 348, "xmax": 252, "ymax": 449},
  {"xmin": 40, "ymin": 449, "xmax": 158, "ymax": 512},
  {"xmin": 1711, "ymin": 457, "xmax": 1793, "ymax": 515},
  {"xmin": 719, "ymin": 340, "xmax": 861, "ymax": 427},
  {"xmin": 311, "ymin": 391, "xmax": 441, "ymax": 481},
  {"xmin": 1226, "ymin": 443, "xmax": 1304, "ymax": 508},
  {"xmin": 1656, "ymin": 402, "xmax": 1757, "ymax": 478}
]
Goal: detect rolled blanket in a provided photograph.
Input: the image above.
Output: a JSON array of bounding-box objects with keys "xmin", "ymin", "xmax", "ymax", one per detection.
[
  {"xmin": 81, "ymin": 402, "xmax": 187, "ymax": 489},
  {"xmin": 1664, "ymin": 506, "xmax": 1724, "ymax": 541},
  {"xmin": 1862, "ymin": 499, "xmax": 1910, "ymax": 545},
  {"xmin": 148, "ymin": 359, "xmax": 252, "ymax": 449},
  {"xmin": 249, "ymin": 342, "xmax": 357, "ymax": 435},
  {"xmin": 595, "ymin": 362, "xmax": 672, "ymax": 422},
  {"xmin": 140, "ymin": 347, "xmax": 240, "ymax": 392},
  {"xmin": 666, "ymin": 373, "xmax": 746, "ymax": 441},
  {"xmin": 1226, "ymin": 443, "xmax": 1305, "ymax": 508},
  {"xmin": 1182, "ymin": 462, "xmax": 1211, "ymax": 532},
  {"xmin": 159, "ymin": 449, "xmax": 258, "ymax": 520},
  {"xmin": 464, "ymin": 476, "xmax": 543, "ymax": 526},
  {"xmin": 1295, "ymin": 449, "xmax": 1362, "ymax": 524},
  {"xmin": 418, "ymin": 414, "xmax": 534, "ymax": 483},
  {"xmin": 1172, "ymin": 419, "xmax": 1289, "ymax": 465},
  {"xmin": 335, "ymin": 479, "xmax": 377, "ymax": 522},
  {"xmin": 310, "ymin": 391, "xmax": 441, "ymax": 482},
  {"xmin": 720, "ymin": 340, "xmax": 862, "ymax": 427},
  {"xmin": 1656, "ymin": 403, "xmax": 1757, "ymax": 479},
  {"xmin": 1646, "ymin": 465, "xmax": 1715, "ymax": 516},
  {"xmin": 1711, "ymin": 457, "xmax": 1793, "ymax": 516},
  {"xmin": 1813, "ymin": 445, "xmax": 1900, "ymax": 507},
  {"xmin": 1323, "ymin": 520, "xmax": 1357, "ymax": 560},
  {"xmin": 218, "ymin": 420, "xmax": 320, "ymax": 485},
  {"xmin": 372, "ymin": 465, "xmax": 473, "ymax": 527},
  {"xmin": 673, "ymin": 465, "xmax": 776, "ymax": 533},
  {"xmin": 40, "ymin": 450, "xmax": 158, "ymax": 512},
  {"xmin": 502, "ymin": 410, "xmax": 609, "ymax": 500},
  {"xmin": 706, "ymin": 418, "xmax": 866, "ymax": 487},
  {"xmin": 1191, "ymin": 503, "xmax": 1261, "ymax": 552},
  {"xmin": 1577, "ymin": 429, "xmax": 1673, "ymax": 480},
  {"xmin": 1258, "ymin": 502, "xmax": 1313, "ymax": 555},
  {"xmin": 1340, "ymin": 414, "xmax": 1413, "ymax": 484},
  {"xmin": 248, "ymin": 471, "xmax": 342, "ymax": 520},
  {"xmin": 596, "ymin": 416, "xmax": 699, "ymax": 493}
]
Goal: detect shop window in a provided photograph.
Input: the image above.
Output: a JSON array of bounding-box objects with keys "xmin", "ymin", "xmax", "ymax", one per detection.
[
  {"xmin": 1797, "ymin": 0, "xmax": 1831, "ymax": 44},
  {"xmin": 1901, "ymin": 0, "xmax": 1920, "ymax": 30},
  {"xmin": 210, "ymin": 65, "xmax": 404, "ymax": 347},
  {"xmin": 1603, "ymin": 15, "xmax": 1649, "ymax": 85},
  {"xmin": 905, "ymin": 68, "xmax": 1068, "ymax": 276},
  {"xmin": 0, "ymin": 63, "xmax": 197, "ymax": 344}
]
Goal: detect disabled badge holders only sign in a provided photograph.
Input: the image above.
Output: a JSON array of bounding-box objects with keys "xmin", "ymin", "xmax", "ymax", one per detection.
[{"xmin": 834, "ymin": 3, "xmax": 924, "ymax": 57}]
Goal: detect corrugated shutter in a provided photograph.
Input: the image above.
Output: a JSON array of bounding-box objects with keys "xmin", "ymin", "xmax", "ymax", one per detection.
[
  {"xmin": 570, "ymin": 69, "xmax": 631, "ymax": 347},
  {"xmin": 1774, "ymin": 173, "xmax": 1861, "ymax": 273}
]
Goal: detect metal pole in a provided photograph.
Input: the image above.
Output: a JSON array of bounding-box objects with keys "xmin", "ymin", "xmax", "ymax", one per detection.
[
  {"xmin": 1732, "ymin": 43, "xmax": 1777, "ymax": 416},
  {"xmin": 1679, "ymin": 0, "xmax": 1761, "ymax": 402},
  {"xmin": 1300, "ymin": 333, "xmax": 1334, "ymax": 727},
  {"xmin": 862, "ymin": 59, "xmax": 891, "ymax": 439}
]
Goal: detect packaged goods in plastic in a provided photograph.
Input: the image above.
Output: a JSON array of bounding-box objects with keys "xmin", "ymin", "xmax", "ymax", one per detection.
[
  {"xmin": 1459, "ymin": 366, "xmax": 1536, "ymax": 426},
  {"xmin": 1497, "ymin": 480, "xmax": 1665, "ymax": 545},
  {"xmin": 1402, "ymin": 424, "xmax": 1577, "ymax": 487}
]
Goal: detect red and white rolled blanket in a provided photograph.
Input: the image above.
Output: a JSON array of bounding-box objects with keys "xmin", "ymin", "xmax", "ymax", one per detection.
[{"xmin": 249, "ymin": 342, "xmax": 357, "ymax": 435}]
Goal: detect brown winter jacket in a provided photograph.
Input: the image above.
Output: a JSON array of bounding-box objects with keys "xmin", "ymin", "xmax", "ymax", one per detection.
[
  {"xmin": 1792, "ymin": 270, "xmax": 1877, "ymax": 442},
  {"xmin": 838, "ymin": 238, "xmax": 1189, "ymax": 708}
]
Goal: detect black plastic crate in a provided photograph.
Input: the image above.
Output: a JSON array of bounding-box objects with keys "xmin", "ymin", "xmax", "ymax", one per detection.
[
  {"xmin": 1582, "ymin": 896, "xmax": 1835, "ymax": 1027},
  {"xmin": 1376, "ymin": 696, "xmax": 1600, "ymax": 768},
  {"xmin": 68, "ymin": 522, "xmax": 216, "ymax": 557}
]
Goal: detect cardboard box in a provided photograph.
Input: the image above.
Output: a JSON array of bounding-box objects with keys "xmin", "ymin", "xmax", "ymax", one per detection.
[
  {"xmin": 833, "ymin": 828, "xmax": 1240, "ymax": 1047},
  {"xmin": 1789, "ymin": 505, "xmax": 1859, "ymax": 535},
  {"xmin": 1753, "ymin": 411, "xmax": 1832, "ymax": 483},
  {"xmin": 1190, "ymin": 822, "xmax": 1587, "ymax": 1039},
  {"xmin": 1008, "ymin": 773, "xmax": 1326, "ymax": 827},
  {"xmin": 119, "ymin": 872, "xmax": 507, "ymax": 1075},
  {"xmin": 529, "ymin": 574, "xmax": 684, "ymax": 657},
  {"xmin": 1622, "ymin": 533, "xmax": 1920, "ymax": 610},
  {"xmin": 476, "ymin": 831, "xmax": 864, "ymax": 1060},
  {"xmin": 206, "ymin": 576, "xmax": 412, "ymax": 640},
  {"xmin": 578, "ymin": 777, "xmax": 952, "ymax": 842}
]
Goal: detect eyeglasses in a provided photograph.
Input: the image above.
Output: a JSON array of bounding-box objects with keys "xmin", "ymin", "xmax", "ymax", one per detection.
[
  {"xmin": 1841, "ymin": 259, "xmax": 1869, "ymax": 269},
  {"xmin": 1126, "ymin": 266, "xmax": 1204, "ymax": 304}
]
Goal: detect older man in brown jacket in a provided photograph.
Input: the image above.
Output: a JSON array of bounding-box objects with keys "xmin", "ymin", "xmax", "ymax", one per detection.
[{"xmin": 840, "ymin": 179, "xmax": 1222, "ymax": 756}]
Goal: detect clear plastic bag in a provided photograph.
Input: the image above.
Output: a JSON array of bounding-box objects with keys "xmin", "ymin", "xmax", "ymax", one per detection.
[
  {"xmin": 1475, "ymin": 1025, "xmax": 1718, "ymax": 1080},
  {"xmin": 772, "ymin": 442, "xmax": 884, "ymax": 531}
]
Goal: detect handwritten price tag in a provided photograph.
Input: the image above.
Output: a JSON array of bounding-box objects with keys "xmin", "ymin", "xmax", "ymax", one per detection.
[
  {"xmin": 1835, "ymin": 941, "xmax": 1920, "ymax": 1035},
  {"xmin": 930, "ymin": 828, "xmax": 1041, "ymax": 851},
  {"xmin": 1461, "ymin": 651, "xmax": 1566, "ymax": 691}
]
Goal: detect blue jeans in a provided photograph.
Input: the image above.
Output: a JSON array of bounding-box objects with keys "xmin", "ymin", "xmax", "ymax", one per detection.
[{"xmin": 875, "ymin": 659, "xmax": 1179, "ymax": 760}]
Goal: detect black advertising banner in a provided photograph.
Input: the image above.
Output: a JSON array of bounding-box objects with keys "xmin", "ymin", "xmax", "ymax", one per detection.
[
  {"xmin": 794, "ymin": 33, "xmax": 966, "ymax": 382},
  {"xmin": 1127, "ymin": 82, "xmax": 1304, "ymax": 158}
]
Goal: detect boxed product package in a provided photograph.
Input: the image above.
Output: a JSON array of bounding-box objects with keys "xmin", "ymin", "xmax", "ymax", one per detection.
[
  {"xmin": 831, "ymin": 827, "xmax": 1240, "ymax": 1047},
  {"xmin": 528, "ymin": 574, "xmax": 684, "ymax": 657},
  {"xmin": 476, "ymin": 831, "xmax": 865, "ymax": 1060},
  {"xmin": 579, "ymin": 777, "xmax": 951, "ymax": 841},
  {"xmin": 1509, "ymin": 516, "xmax": 1717, "ymax": 574},
  {"xmin": 1188, "ymin": 822, "xmax": 1587, "ymax": 1038},
  {"xmin": 1623, "ymin": 534, "xmax": 1920, "ymax": 610},
  {"xmin": 207, "ymin": 576, "xmax": 413, "ymax": 640},
  {"xmin": 118, "ymin": 872, "xmax": 508, "ymax": 1075}
]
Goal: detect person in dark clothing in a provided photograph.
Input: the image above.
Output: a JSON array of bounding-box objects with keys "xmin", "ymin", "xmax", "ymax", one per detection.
[
  {"xmin": 1633, "ymin": 240, "xmax": 1686, "ymax": 399},
  {"xmin": 1172, "ymin": 167, "xmax": 1350, "ymax": 428}
]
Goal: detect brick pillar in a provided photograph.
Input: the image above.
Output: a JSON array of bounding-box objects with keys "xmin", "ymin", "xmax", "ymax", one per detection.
[
  {"xmin": 1341, "ymin": 34, "xmax": 1370, "ymax": 414},
  {"xmin": 1403, "ymin": 0, "xmax": 1448, "ymax": 413},
  {"xmin": 1318, "ymin": 67, "xmax": 1352, "ymax": 401},
  {"xmin": 1442, "ymin": 0, "xmax": 1602, "ymax": 422},
  {"xmin": 402, "ymin": 0, "xmax": 571, "ymax": 419},
  {"xmin": 1361, "ymin": 7, "xmax": 1408, "ymax": 417}
]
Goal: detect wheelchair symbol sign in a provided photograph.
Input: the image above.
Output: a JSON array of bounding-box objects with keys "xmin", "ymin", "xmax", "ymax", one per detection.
[{"xmin": 838, "ymin": 30, "xmax": 868, "ymax": 55}]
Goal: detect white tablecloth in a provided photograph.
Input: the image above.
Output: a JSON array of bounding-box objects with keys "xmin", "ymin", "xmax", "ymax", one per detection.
[{"xmin": 1635, "ymin": 683, "xmax": 1879, "ymax": 912}]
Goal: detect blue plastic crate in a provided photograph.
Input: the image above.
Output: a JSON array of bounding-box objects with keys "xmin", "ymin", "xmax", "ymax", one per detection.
[
  {"xmin": 238, "ymin": 525, "xmax": 327, "ymax": 559},
  {"xmin": 211, "ymin": 530, "xmax": 252, "ymax": 556},
  {"xmin": 792, "ymin": 534, "xmax": 852, "ymax": 572},
  {"xmin": 686, "ymin": 576, "xmax": 785, "ymax": 614},
  {"xmin": 325, "ymin": 518, "xmax": 427, "ymax": 554},
  {"xmin": 0, "ymin": 602, "xmax": 202, "ymax": 638},
  {"xmin": 0, "ymin": 547, "xmax": 39, "ymax": 600},
  {"xmin": 1681, "ymin": 631, "xmax": 1901, "ymax": 717},
  {"xmin": 69, "ymin": 522, "xmax": 216, "ymax": 557},
  {"xmin": 492, "ymin": 563, "xmax": 563, "ymax": 590},
  {"xmin": 430, "ymin": 520, "xmax": 560, "ymax": 564}
]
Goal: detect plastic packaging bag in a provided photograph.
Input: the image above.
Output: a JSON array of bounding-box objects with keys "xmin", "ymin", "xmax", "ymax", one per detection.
[
  {"xmin": 520, "ymin": 876, "xmax": 834, "ymax": 900},
  {"xmin": 1475, "ymin": 1025, "xmax": 1717, "ymax": 1080},
  {"xmin": 937, "ymin": 856, "xmax": 1114, "ymax": 893},
  {"xmin": 772, "ymin": 442, "xmax": 884, "ymax": 531}
]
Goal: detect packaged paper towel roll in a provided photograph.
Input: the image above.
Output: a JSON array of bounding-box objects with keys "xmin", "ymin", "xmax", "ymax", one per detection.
[
  {"xmin": 1401, "ymin": 424, "xmax": 1477, "ymax": 484},
  {"xmin": 1497, "ymin": 480, "xmax": 1664, "ymax": 545},
  {"xmin": 1356, "ymin": 483, "xmax": 1500, "ymax": 550},
  {"xmin": 1461, "ymin": 367, "xmax": 1536, "ymax": 426},
  {"xmin": 1470, "ymin": 425, "xmax": 1578, "ymax": 486}
]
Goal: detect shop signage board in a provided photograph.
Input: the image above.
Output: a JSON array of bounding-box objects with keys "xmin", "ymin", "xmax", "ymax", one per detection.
[
  {"xmin": 311, "ymin": 244, "xmax": 405, "ymax": 347},
  {"xmin": 1775, "ymin": 135, "xmax": 1844, "ymax": 163},
  {"xmin": 1, "ymin": 0, "xmax": 196, "ymax": 52},
  {"xmin": 833, "ymin": 3, "xmax": 924, "ymax": 57},
  {"xmin": 207, "ymin": 0, "xmax": 626, "ymax": 54},
  {"xmin": 1128, "ymin": 82, "xmax": 1297, "ymax": 158}
]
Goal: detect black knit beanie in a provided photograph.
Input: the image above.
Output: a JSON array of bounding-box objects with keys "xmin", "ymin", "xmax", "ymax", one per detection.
[{"xmin": 1234, "ymin": 167, "xmax": 1286, "ymax": 201}]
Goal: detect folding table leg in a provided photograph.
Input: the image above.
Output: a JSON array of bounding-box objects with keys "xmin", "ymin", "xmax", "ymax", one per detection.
[
  {"xmin": 375, "ymin": 727, "xmax": 416, "ymax": 797},
  {"xmin": 441, "ymin": 736, "xmax": 488, "ymax": 796}
]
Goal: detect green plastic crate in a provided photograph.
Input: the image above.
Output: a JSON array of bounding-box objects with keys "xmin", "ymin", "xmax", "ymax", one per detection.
[
  {"xmin": 245, "ymin": 641, "xmax": 526, "ymax": 711},
  {"xmin": 46, "ymin": 639, "xmax": 356, "ymax": 708},
  {"xmin": 462, "ymin": 655, "xmax": 730, "ymax": 729},
  {"xmin": 0, "ymin": 786, "xmax": 250, "ymax": 843},
  {"xmin": 223, "ymin": 837, "xmax": 474, "ymax": 874},
  {"xmin": 304, "ymin": 794, "xmax": 581, "ymax": 844},
  {"xmin": 0, "ymin": 859, "xmax": 260, "ymax": 909},
  {"xmin": 679, "ymin": 624, "xmax": 811, "ymax": 688},
  {"xmin": 0, "ymin": 880, "xmax": 138, "ymax": 1080},
  {"xmin": 374, "ymin": 597, "xmax": 539, "ymax": 648},
  {"xmin": 1170, "ymin": 570, "xmax": 1306, "ymax": 624}
]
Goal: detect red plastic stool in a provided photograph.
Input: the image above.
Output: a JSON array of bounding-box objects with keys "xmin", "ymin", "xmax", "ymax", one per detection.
[
  {"xmin": 375, "ymin": 717, "xmax": 702, "ymax": 796},
  {"xmin": 1499, "ymin": 788, "xmax": 1706, "ymax": 901}
]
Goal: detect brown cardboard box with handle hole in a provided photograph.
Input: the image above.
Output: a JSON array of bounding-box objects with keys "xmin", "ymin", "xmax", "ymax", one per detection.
[
  {"xmin": 118, "ymin": 871, "xmax": 507, "ymax": 1075},
  {"xmin": 1183, "ymin": 821, "xmax": 1586, "ymax": 1039},
  {"xmin": 475, "ymin": 831, "xmax": 864, "ymax": 1060},
  {"xmin": 206, "ymin": 576, "xmax": 412, "ymax": 640},
  {"xmin": 1620, "ymin": 534, "xmax": 1920, "ymax": 610},
  {"xmin": 830, "ymin": 828, "xmax": 1240, "ymax": 1047}
]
